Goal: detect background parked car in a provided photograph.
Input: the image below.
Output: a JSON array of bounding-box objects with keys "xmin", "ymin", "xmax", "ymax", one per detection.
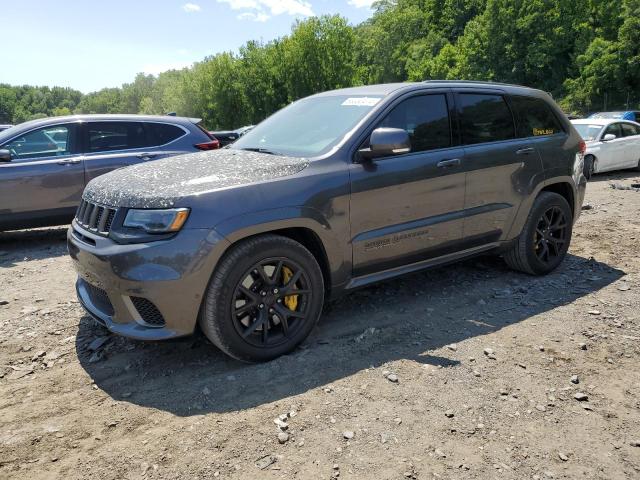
[
  {"xmin": 571, "ymin": 118, "xmax": 640, "ymax": 178},
  {"xmin": 208, "ymin": 125, "xmax": 255, "ymax": 146},
  {"xmin": 589, "ymin": 111, "xmax": 640, "ymax": 123},
  {"xmin": 0, "ymin": 114, "xmax": 217, "ymax": 231},
  {"xmin": 0, "ymin": 124, "xmax": 13, "ymax": 132}
]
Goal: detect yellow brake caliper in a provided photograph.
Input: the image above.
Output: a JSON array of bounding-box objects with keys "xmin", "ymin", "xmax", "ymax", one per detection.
[{"xmin": 282, "ymin": 266, "xmax": 298, "ymax": 311}]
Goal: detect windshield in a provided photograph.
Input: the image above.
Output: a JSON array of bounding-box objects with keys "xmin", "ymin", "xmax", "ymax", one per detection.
[
  {"xmin": 232, "ymin": 95, "xmax": 383, "ymax": 157},
  {"xmin": 0, "ymin": 125, "xmax": 20, "ymax": 144},
  {"xmin": 573, "ymin": 123, "xmax": 603, "ymax": 141}
]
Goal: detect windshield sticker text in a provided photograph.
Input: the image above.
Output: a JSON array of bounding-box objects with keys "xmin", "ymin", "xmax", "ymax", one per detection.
[{"xmin": 342, "ymin": 97, "xmax": 381, "ymax": 107}]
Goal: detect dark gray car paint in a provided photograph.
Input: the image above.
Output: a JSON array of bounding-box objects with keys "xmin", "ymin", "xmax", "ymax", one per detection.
[
  {"xmin": 68, "ymin": 81, "xmax": 587, "ymax": 341},
  {"xmin": 0, "ymin": 114, "xmax": 211, "ymax": 231}
]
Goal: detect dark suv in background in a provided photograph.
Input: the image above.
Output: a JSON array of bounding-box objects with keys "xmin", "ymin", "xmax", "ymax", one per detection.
[
  {"xmin": 68, "ymin": 81, "xmax": 587, "ymax": 362},
  {"xmin": 0, "ymin": 114, "xmax": 217, "ymax": 231}
]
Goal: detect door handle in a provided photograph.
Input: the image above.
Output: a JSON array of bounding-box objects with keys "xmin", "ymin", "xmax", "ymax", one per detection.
[
  {"xmin": 436, "ymin": 158, "xmax": 461, "ymax": 168},
  {"xmin": 136, "ymin": 153, "xmax": 158, "ymax": 160},
  {"xmin": 57, "ymin": 158, "xmax": 81, "ymax": 165},
  {"xmin": 515, "ymin": 147, "xmax": 535, "ymax": 155}
]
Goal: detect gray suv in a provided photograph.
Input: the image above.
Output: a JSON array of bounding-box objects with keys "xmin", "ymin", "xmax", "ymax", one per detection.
[
  {"xmin": 0, "ymin": 114, "xmax": 217, "ymax": 231},
  {"xmin": 68, "ymin": 81, "xmax": 587, "ymax": 362}
]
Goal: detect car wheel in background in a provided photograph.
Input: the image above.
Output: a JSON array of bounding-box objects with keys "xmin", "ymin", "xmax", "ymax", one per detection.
[
  {"xmin": 503, "ymin": 192, "xmax": 573, "ymax": 275},
  {"xmin": 584, "ymin": 155, "xmax": 596, "ymax": 179},
  {"xmin": 199, "ymin": 234, "xmax": 324, "ymax": 362}
]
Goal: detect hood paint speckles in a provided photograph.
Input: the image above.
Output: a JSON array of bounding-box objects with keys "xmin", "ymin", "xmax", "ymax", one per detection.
[{"xmin": 83, "ymin": 149, "xmax": 310, "ymax": 208}]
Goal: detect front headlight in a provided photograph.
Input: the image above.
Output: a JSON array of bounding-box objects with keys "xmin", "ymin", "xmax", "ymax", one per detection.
[{"xmin": 123, "ymin": 208, "xmax": 190, "ymax": 233}]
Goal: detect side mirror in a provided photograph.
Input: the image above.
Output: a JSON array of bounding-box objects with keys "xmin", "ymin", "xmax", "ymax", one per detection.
[
  {"xmin": 0, "ymin": 149, "xmax": 11, "ymax": 162},
  {"xmin": 357, "ymin": 128, "xmax": 411, "ymax": 161},
  {"xmin": 602, "ymin": 133, "xmax": 616, "ymax": 141}
]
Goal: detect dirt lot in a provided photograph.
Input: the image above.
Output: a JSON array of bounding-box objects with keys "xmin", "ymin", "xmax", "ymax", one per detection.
[{"xmin": 1, "ymin": 172, "xmax": 639, "ymax": 480}]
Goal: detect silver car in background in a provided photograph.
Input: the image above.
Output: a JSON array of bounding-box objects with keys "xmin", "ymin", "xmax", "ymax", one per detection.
[
  {"xmin": 571, "ymin": 118, "xmax": 640, "ymax": 178},
  {"xmin": 0, "ymin": 114, "xmax": 218, "ymax": 231}
]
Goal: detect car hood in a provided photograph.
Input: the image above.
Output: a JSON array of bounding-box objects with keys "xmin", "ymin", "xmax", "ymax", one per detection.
[{"xmin": 82, "ymin": 149, "xmax": 310, "ymax": 208}]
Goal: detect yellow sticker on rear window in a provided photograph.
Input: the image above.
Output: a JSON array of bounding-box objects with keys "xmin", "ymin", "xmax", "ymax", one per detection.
[{"xmin": 533, "ymin": 128, "xmax": 555, "ymax": 136}]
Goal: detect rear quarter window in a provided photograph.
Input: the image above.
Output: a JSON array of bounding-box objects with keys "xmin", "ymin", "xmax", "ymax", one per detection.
[
  {"xmin": 143, "ymin": 123, "xmax": 186, "ymax": 146},
  {"xmin": 510, "ymin": 95, "xmax": 564, "ymax": 138},
  {"xmin": 88, "ymin": 122, "xmax": 147, "ymax": 152},
  {"xmin": 458, "ymin": 93, "xmax": 515, "ymax": 145}
]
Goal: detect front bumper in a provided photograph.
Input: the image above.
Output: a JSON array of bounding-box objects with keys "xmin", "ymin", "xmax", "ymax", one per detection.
[{"xmin": 67, "ymin": 221, "xmax": 230, "ymax": 340}]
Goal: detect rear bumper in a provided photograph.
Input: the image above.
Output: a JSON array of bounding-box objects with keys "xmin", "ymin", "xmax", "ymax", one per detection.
[
  {"xmin": 67, "ymin": 221, "xmax": 230, "ymax": 340},
  {"xmin": 574, "ymin": 162, "xmax": 588, "ymax": 223}
]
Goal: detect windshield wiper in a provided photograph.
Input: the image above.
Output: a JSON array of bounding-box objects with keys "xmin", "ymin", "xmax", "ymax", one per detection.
[{"xmin": 238, "ymin": 147, "xmax": 282, "ymax": 156}]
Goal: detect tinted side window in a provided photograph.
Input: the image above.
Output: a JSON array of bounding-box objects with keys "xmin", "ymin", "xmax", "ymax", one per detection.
[
  {"xmin": 621, "ymin": 123, "xmax": 638, "ymax": 137},
  {"xmin": 458, "ymin": 94, "xmax": 515, "ymax": 145},
  {"xmin": 510, "ymin": 95, "xmax": 563, "ymax": 138},
  {"xmin": 88, "ymin": 122, "xmax": 146, "ymax": 152},
  {"xmin": 603, "ymin": 123, "xmax": 623, "ymax": 139},
  {"xmin": 377, "ymin": 94, "xmax": 450, "ymax": 152},
  {"xmin": 2, "ymin": 124, "xmax": 77, "ymax": 161},
  {"xmin": 144, "ymin": 123, "xmax": 185, "ymax": 146}
]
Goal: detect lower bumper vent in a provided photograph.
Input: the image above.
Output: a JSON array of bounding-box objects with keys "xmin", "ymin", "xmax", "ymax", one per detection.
[
  {"xmin": 86, "ymin": 283, "xmax": 114, "ymax": 316},
  {"xmin": 131, "ymin": 297, "xmax": 165, "ymax": 327}
]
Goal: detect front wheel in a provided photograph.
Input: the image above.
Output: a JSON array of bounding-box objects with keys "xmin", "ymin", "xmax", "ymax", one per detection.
[
  {"xmin": 199, "ymin": 234, "xmax": 325, "ymax": 362},
  {"xmin": 504, "ymin": 192, "xmax": 573, "ymax": 275}
]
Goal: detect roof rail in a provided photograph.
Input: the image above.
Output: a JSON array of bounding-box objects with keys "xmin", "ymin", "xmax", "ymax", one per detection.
[{"xmin": 422, "ymin": 79, "xmax": 530, "ymax": 88}]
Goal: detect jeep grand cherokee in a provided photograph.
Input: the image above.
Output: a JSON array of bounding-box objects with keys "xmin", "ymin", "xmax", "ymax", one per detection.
[{"xmin": 67, "ymin": 81, "xmax": 587, "ymax": 362}]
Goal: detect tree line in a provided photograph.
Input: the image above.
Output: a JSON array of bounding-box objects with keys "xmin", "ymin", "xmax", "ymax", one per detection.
[{"xmin": 1, "ymin": 0, "xmax": 639, "ymax": 128}]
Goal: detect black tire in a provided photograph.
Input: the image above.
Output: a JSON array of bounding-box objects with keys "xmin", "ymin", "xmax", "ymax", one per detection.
[
  {"xmin": 584, "ymin": 155, "xmax": 595, "ymax": 179},
  {"xmin": 199, "ymin": 234, "xmax": 324, "ymax": 362},
  {"xmin": 634, "ymin": 157, "xmax": 640, "ymax": 172},
  {"xmin": 504, "ymin": 192, "xmax": 573, "ymax": 275}
]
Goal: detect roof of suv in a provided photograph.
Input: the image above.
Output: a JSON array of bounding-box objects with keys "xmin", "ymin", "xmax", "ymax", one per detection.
[
  {"xmin": 313, "ymin": 80, "xmax": 545, "ymax": 98},
  {"xmin": 0, "ymin": 114, "xmax": 203, "ymax": 144},
  {"xmin": 7, "ymin": 114, "xmax": 200, "ymax": 131}
]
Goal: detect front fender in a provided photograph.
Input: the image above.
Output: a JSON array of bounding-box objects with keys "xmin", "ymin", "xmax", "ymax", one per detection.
[{"xmin": 214, "ymin": 206, "xmax": 350, "ymax": 294}]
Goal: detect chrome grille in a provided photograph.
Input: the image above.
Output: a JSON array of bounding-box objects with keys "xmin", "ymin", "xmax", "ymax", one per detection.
[{"xmin": 75, "ymin": 199, "xmax": 117, "ymax": 236}]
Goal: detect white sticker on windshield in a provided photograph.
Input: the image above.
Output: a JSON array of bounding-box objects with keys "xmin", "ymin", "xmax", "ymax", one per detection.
[{"xmin": 341, "ymin": 97, "xmax": 381, "ymax": 107}]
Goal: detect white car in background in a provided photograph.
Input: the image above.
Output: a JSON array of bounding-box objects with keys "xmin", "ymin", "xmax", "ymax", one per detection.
[{"xmin": 571, "ymin": 118, "xmax": 640, "ymax": 178}]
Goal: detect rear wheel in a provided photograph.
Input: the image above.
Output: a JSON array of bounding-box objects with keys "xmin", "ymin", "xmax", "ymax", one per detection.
[
  {"xmin": 504, "ymin": 192, "xmax": 573, "ymax": 275},
  {"xmin": 584, "ymin": 155, "xmax": 596, "ymax": 179},
  {"xmin": 199, "ymin": 234, "xmax": 324, "ymax": 362}
]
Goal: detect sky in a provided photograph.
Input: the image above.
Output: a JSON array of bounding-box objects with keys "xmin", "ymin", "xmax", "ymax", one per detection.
[{"xmin": 0, "ymin": 0, "xmax": 375, "ymax": 93}]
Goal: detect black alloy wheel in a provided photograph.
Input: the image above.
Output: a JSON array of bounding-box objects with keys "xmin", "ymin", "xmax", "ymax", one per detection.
[
  {"xmin": 199, "ymin": 234, "xmax": 324, "ymax": 362},
  {"xmin": 231, "ymin": 258, "xmax": 312, "ymax": 348},
  {"xmin": 533, "ymin": 206, "xmax": 568, "ymax": 265},
  {"xmin": 503, "ymin": 191, "xmax": 573, "ymax": 275}
]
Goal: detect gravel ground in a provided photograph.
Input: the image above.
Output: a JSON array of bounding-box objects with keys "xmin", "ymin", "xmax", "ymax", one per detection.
[{"xmin": 1, "ymin": 172, "xmax": 639, "ymax": 480}]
